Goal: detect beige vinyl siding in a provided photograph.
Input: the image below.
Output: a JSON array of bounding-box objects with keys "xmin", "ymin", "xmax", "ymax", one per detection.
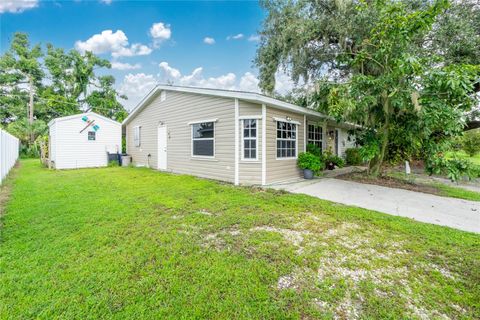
[
  {"xmin": 126, "ymin": 90, "xmax": 236, "ymax": 182},
  {"xmin": 266, "ymin": 106, "xmax": 304, "ymax": 184},
  {"xmin": 239, "ymin": 101, "xmax": 261, "ymax": 116},
  {"xmin": 238, "ymin": 101, "xmax": 262, "ymax": 185}
]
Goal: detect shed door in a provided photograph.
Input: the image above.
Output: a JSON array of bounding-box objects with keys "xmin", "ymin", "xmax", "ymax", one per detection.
[{"xmin": 157, "ymin": 126, "xmax": 167, "ymax": 170}]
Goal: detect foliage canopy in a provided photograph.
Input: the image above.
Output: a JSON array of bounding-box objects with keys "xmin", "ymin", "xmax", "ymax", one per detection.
[{"xmin": 256, "ymin": 0, "xmax": 480, "ymax": 179}]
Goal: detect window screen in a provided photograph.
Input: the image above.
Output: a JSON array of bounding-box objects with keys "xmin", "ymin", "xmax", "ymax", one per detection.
[
  {"xmin": 276, "ymin": 121, "xmax": 297, "ymax": 158},
  {"xmin": 242, "ymin": 119, "xmax": 257, "ymax": 160},
  {"xmin": 308, "ymin": 124, "xmax": 323, "ymax": 149},
  {"xmin": 192, "ymin": 122, "xmax": 215, "ymax": 157}
]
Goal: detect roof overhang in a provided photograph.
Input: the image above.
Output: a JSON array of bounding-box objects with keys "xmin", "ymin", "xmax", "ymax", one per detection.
[
  {"xmin": 48, "ymin": 112, "xmax": 121, "ymax": 127},
  {"xmin": 122, "ymin": 84, "xmax": 333, "ymax": 126}
]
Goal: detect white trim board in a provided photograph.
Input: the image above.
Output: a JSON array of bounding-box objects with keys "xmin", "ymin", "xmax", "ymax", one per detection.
[
  {"xmin": 48, "ymin": 112, "xmax": 121, "ymax": 127},
  {"xmin": 261, "ymin": 104, "xmax": 266, "ymax": 186},
  {"xmin": 239, "ymin": 115, "xmax": 262, "ymax": 120},
  {"xmin": 272, "ymin": 117, "xmax": 301, "ymax": 125},
  {"xmin": 187, "ymin": 118, "xmax": 218, "ymax": 125},
  {"xmin": 234, "ymin": 99, "xmax": 239, "ymax": 185}
]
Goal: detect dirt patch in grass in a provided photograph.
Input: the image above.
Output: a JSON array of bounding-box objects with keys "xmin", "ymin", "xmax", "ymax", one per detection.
[
  {"xmin": 337, "ymin": 172, "xmax": 441, "ymax": 195},
  {"xmin": 0, "ymin": 162, "xmax": 19, "ymax": 223}
]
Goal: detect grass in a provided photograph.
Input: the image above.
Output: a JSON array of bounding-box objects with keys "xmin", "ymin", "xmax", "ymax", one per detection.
[
  {"xmin": 447, "ymin": 150, "xmax": 480, "ymax": 166},
  {"xmin": 387, "ymin": 171, "xmax": 480, "ymax": 202},
  {"xmin": 432, "ymin": 182, "xmax": 480, "ymax": 202},
  {"xmin": 1, "ymin": 160, "xmax": 479, "ymax": 319}
]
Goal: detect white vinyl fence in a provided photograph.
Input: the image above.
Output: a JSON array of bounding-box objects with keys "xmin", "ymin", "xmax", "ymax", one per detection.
[{"xmin": 0, "ymin": 129, "xmax": 20, "ymax": 184}]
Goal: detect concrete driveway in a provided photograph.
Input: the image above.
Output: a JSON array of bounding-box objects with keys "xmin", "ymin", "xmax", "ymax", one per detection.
[{"xmin": 271, "ymin": 178, "xmax": 480, "ymax": 233}]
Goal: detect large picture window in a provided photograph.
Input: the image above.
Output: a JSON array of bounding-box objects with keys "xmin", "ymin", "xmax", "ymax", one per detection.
[
  {"xmin": 276, "ymin": 121, "xmax": 297, "ymax": 158},
  {"xmin": 308, "ymin": 124, "xmax": 323, "ymax": 149},
  {"xmin": 242, "ymin": 119, "xmax": 257, "ymax": 160},
  {"xmin": 192, "ymin": 122, "xmax": 215, "ymax": 157}
]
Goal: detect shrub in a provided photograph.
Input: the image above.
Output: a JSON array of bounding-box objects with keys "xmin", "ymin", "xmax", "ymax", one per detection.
[
  {"xmin": 297, "ymin": 152, "xmax": 323, "ymax": 173},
  {"xmin": 322, "ymin": 151, "xmax": 345, "ymax": 169},
  {"xmin": 461, "ymin": 130, "xmax": 480, "ymax": 157},
  {"xmin": 345, "ymin": 148, "xmax": 363, "ymax": 165},
  {"xmin": 471, "ymin": 165, "xmax": 480, "ymax": 179},
  {"xmin": 425, "ymin": 155, "xmax": 477, "ymax": 182},
  {"xmin": 306, "ymin": 143, "xmax": 322, "ymax": 157},
  {"xmin": 108, "ymin": 160, "xmax": 119, "ymax": 167}
]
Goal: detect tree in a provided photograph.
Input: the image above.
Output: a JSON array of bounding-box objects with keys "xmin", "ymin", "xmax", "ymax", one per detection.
[
  {"xmin": 256, "ymin": 0, "xmax": 480, "ymax": 178},
  {"xmin": 461, "ymin": 130, "xmax": 480, "ymax": 157},
  {"xmin": 0, "ymin": 33, "xmax": 129, "ymax": 155},
  {"xmin": 0, "ymin": 33, "xmax": 43, "ymax": 143},
  {"xmin": 42, "ymin": 45, "xmax": 128, "ymax": 121}
]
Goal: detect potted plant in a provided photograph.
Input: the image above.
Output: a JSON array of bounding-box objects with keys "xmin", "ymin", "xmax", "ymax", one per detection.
[
  {"xmin": 297, "ymin": 152, "xmax": 322, "ymax": 179},
  {"xmin": 322, "ymin": 151, "xmax": 345, "ymax": 170}
]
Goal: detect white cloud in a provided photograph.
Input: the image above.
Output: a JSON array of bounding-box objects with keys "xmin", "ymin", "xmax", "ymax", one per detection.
[
  {"xmin": 111, "ymin": 62, "xmax": 141, "ymax": 70},
  {"xmin": 118, "ymin": 73, "xmax": 157, "ymax": 110},
  {"xmin": 156, "ymin": 63, "xmax": 294, "ymax": 94},
  {"xmin": 112, "ymin": 43, "xmax": 152, "ymax": 58},
  {"xmin": 248, "ymin": 35, "xmax": 260, "ymax": 42},
  {"xmin": 150, "ymin": 22, "xmax": 171, "ymax": 47},
  {"xmin": 157, "ymin": 62, "xmax": 236, "ymax": 90},
  {"xmin": 203, "ymin": 37, "xmax": 215, "ymax": 45},
  {"xmin": 274, "ymin": 70, "xmax": 296, "ymax": 95},
  {"xmin": 100, "ymin": 0, "xmax": 112, "ymax": 4},
  {"xmin": 227, "ymin": 33, "xmax": 244, "ymax": 40},
  {"xmin": 0, "ymin": 0, "xmax": 38, "ymax": 13},
  {"xmin": 239, "ymin": 72, "xmax": 260, "ymax": 92},
  {"xmin": 119, "ymin": 64, "xmax": 299, "ymax": 110},
  {"xmin": 158, "ymin": 62, "xmax": 181, "ymax": 80},
  {"xmin": 75, "ymin": 30, "xmax": 152, "ymax": 58}
]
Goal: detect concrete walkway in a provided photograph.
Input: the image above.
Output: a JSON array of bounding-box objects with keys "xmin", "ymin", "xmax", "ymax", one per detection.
[{"xmin": 271, "ymin": 178, "xmax": 480, "ymax": 233}]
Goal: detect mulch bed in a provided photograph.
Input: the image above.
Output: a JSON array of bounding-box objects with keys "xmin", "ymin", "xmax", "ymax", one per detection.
[{"xmin": 336, "ymin": 172, "xmax": 441, "ymax": 196}]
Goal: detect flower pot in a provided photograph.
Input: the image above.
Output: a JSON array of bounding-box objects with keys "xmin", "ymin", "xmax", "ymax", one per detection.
[
  {"xmin": 326, "ymin": 162, "xmax": 335, "ymax": 170},
  {"xmin": 303, "ymin": 169, "xmax": 314, "ymax": 179}
]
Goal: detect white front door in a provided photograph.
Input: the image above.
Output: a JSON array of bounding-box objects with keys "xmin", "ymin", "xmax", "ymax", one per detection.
[{"xmin": 157, "ymin": 126, "xmax": 167, "ymax": 170}]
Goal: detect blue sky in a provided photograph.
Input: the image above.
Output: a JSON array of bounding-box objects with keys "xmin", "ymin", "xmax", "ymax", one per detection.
[{"xmin": 1, "ymin": 0, "xmax": 293, "ymax": 109}]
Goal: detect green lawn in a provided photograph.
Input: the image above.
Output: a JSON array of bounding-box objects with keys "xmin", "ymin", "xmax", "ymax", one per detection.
[
  {"xmin": 433, "ymin": 182, "xmax": 480, "ymax": 202},
  {"xmin": 387, "ymin": 171, "xmax": 480, "ymax": 202},
  {"xmin": 447, "ymin": 150, "xmax": 480, "ymax": 166},
  {"xmin": 1, "ymin": 160, "xmax": 479, "ymax": 319}
]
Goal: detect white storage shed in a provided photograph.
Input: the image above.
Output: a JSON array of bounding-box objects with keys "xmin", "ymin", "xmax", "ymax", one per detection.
[{"xmin": 48, "ymin": 112, "xmax": 122, "ymax": 169}]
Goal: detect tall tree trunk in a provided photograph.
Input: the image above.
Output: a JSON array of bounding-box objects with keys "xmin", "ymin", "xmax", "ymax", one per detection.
[
  {"xmin": 29, "ymin": 77, "xmax": 34, "ymax": 143},
  {"xmin": 368, "ymin": 97, "xmax": 391, "ymax": 177}
]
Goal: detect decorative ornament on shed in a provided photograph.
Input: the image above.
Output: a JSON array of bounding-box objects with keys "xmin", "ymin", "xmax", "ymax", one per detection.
[{"xmin": 80, "ymin": 115, "xmax": 100, "ymax": 133}]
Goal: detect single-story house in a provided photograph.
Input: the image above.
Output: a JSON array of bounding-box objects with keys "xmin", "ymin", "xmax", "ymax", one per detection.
[
  {"xmin": 48, "ymin": 112, "xmax": 121, "ymax": 169},
  {"xmin": 122, "ymin": 85, "xmax": 355, "ymax": 185}
]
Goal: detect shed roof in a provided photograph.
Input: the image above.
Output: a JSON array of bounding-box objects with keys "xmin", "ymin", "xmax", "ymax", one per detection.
[{"xmin": 48, "ymin": 112, "xmax": 121, "ymax": 127}]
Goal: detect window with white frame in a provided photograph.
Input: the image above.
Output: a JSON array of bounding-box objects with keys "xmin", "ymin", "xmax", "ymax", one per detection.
[
  {"xmin": 192, "ymin": 122, "xmax": 215, "ymax": 157},
  {"xmin": 134, "ymin": 126, "xmax": 141, "ymax": 147},
  {"xmin": 276, "ymin": 121, "xmax": 297, "ymax": 158},
  {"xmin": 308, "ymin": 124, "xmax": 323, "ymax": 149},
  {"xmin": 242, "ymin": 119, "xmax": 257, "ymax": 160}
]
